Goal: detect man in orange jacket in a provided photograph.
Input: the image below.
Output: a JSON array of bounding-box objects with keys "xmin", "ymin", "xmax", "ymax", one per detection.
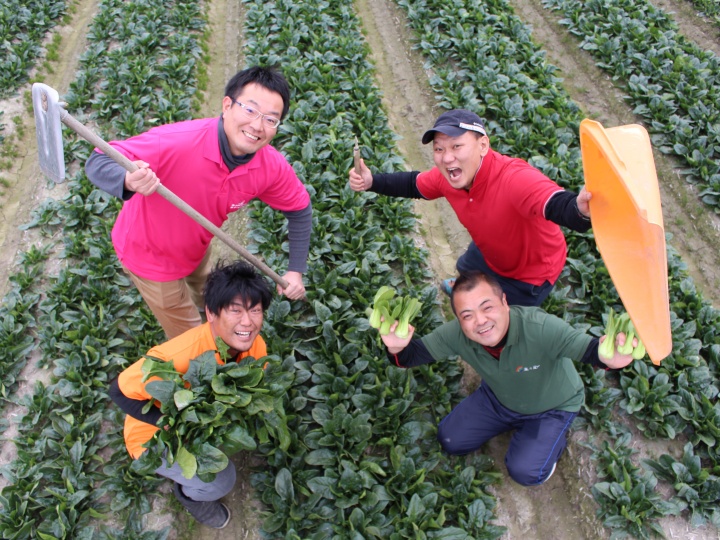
[{"xmin": 109, "ymin": 260, "xmax": 272, "ymax": 529}]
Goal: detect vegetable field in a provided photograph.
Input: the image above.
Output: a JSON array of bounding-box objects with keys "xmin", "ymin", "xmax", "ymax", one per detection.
[{"xmin": 1, "ymin": 0, "xmax": 720, "ymax": 539}]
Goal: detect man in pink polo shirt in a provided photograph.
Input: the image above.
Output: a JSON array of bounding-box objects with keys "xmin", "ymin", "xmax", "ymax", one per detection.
[
  {"xmin": 86, "ymin": 66, "xmax": 311, "ymax": 338},
  {"xmin": 349, "ymin": 109, "xmax": 591, "ymax": 307}
]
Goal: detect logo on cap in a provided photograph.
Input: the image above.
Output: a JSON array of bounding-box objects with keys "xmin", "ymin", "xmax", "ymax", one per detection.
[{"xmin": 459, "ymin": 122, "xmax": 487, "ymax": 136}]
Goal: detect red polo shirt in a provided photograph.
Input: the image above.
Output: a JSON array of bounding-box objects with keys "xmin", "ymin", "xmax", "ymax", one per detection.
[{"xmin": 417, "ymin": 149, "xmax": 565, "ymax": 286}]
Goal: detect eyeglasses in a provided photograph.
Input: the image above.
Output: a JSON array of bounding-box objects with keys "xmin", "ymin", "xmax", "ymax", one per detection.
[{"xmin": 232, "ymin": 99, "xmax": 282, "ymax": 129}]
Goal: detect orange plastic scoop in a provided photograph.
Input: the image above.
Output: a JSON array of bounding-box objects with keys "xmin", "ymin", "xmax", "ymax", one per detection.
[{"xmin": 579, "ymin": 119, "xmax": 671, "ymax": 365}]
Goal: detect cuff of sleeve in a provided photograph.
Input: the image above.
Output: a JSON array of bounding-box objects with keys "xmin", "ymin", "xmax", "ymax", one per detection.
[
  {"xmin": 386, "ymin": 350, "xmax": 405, "ymax": 368},
  {"xmin": 575, "ymin": 199, "xmax": 590, "ymax": 221}
]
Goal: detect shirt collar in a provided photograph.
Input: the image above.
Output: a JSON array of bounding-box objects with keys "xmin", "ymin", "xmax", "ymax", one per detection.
[
  {"xmin": 469, "ymin": 148, "xmax": 496, "ymax": 193},
  {"xmin": 217, "ymin": 116, "xmax": 256, "ymax": 171}
]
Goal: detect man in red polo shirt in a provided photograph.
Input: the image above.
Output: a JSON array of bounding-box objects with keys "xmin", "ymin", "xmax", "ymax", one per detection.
[
  {"xmin": 86, "ymin": 66, "xmax": 311, "ymax": 338},
  {"xmin": 348, "ymin": 109, "xmax": 591, "ymax": 307}
]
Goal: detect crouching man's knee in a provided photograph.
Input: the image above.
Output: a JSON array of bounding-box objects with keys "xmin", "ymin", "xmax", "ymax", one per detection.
[
  {"xmin": 506, "ymin": 459, "xmax": 556, "ymax": 487},
  {"xmin": 436, "ymin": 424, "xmax": 469, "ymax": 456}
]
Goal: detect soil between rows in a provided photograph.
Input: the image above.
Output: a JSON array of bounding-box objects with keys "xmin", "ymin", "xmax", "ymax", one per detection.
[{"xmin": 0, "ymin": 0, "xmax": 719, "ymax": 539}]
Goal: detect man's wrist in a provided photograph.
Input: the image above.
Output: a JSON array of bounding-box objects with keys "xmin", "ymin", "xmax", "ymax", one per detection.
[{"xmin": 575, "ymin": 198, "xmax": 590, "ymax": 220}]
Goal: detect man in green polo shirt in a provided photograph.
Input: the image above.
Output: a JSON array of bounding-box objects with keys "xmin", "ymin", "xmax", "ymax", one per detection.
[{"xmin": 380, "ymin": 271, "xmax": 635, "ymax": 486}]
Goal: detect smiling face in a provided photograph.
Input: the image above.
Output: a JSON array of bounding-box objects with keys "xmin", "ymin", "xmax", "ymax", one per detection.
[
  {"xmin": 453, "ymin": 281, "xmax": 510, "ymax": 347},
  {"xmin": 206, "ymin": 296, "xmax": 264, "ymax": 357},
  {"xmin": 221, "ymin": 82, "xmax": 284, "ymax": 156},
  {"xmin": 432, "ymin": 131, "xmax": 489, "ymax": 190}
]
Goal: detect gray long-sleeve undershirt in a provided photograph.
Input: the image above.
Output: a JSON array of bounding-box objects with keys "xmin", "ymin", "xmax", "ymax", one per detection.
[{"xmin": 85, "ymin": 151, "xmax": 312, "ymax": 273}]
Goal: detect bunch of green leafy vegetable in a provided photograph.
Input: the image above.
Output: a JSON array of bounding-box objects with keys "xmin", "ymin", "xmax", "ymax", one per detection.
[
  {"xmin": 368, "ymin": 286, "xmax": 423, "ymax": 338},
  {"xmin": 136, "ymin": 347, "xmax": 293, "ymax": 482},
  {"xmin": 599, "ymin": 308, "xmax": 646, "ymax": 360}
]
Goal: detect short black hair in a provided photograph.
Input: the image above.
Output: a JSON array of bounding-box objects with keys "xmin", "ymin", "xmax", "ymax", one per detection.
[
  {"xmin": 450, "ymin": 271, "xmax": 504, "ymax": 315},
  {"xmin": 224, "ymin": 66, "xmax": 291, "ymax": 119},
  {"xmin": 203, "ymin": 260, "xmax": 273, "ymax": 316}
]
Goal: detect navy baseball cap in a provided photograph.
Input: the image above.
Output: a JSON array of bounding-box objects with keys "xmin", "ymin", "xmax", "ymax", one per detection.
[{"xmin": 421, "ymin": 109, "xmax": 487, "ymax": 144}]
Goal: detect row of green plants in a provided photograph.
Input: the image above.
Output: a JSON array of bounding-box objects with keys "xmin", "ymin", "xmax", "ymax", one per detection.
[
  {"xmin": 0, "ymin": 0, "xmax": 67, "ymax": 98},
  {"xmin": 394, "ymin": 0, "xmax": 720, "ymax": 536},
  {"xmin": 541, "ymin": 0, "xmax": 720, "ymax": 213},
  {"xmin": 238, "ymin": 0, "xmax": 505, "ymax": 536},
  {"xmin": 0, "ymin": 0, "xmax": 207, "ymax": 537}
]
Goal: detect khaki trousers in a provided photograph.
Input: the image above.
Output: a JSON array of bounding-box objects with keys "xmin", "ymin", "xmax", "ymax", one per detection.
[{"xmin": 123, "ymin": 248, "xmax": 212, "ymax": 339}]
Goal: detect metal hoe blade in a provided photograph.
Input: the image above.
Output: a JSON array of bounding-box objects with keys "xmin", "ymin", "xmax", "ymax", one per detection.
[{"xmin": 32, "ymin": 83, "xmax": 65, "ymax": 183}]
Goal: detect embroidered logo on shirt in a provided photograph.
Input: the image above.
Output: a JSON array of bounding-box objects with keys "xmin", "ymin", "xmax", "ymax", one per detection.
[
  {"xmin": 230, "ymin": 201, "xmax": 248, "ymax": 210},
  {"xmin": 515, "ymin": 365, "xmax": 540, "ymax": 373}
]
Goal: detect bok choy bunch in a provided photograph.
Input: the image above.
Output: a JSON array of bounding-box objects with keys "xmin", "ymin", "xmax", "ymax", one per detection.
[
  {"xmin": 367, "ymin": 285, "xmax": 423, "ymax": 338},
  {"xmin": 599, "ymin": 308, "xmax": 646, "ymax": 360}
]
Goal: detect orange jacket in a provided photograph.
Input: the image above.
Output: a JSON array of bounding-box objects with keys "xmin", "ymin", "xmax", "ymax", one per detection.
[{"xmin": 118, "ymin": 322, "xmax": 267, "ymax": 458}]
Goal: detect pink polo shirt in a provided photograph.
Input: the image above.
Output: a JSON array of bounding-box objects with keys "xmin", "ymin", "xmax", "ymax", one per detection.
[
  {"xmin": 417, "ymin": 149, "xmax": 565, "ymax": 286},
  {"xmin": 108, "ymin": 118, "xmax": 309, "ymax": 281}
]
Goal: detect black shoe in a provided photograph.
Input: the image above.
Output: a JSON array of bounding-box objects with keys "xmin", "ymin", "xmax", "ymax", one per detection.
[{"xmin": 173, "ymin": 483, "xmax": 231, "ymax": 529}]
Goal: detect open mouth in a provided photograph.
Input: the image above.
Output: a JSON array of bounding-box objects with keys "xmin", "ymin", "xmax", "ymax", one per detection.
[
  {"xmin": 242, "ymin": 130, "xmax": 260, "ymax": 141},
  {"xmin": 447, "ymin": 167, "xmax": 462, "ymax": 180},
  {"xmin": 235, "ymin": 331, "xmax": 252, "ymax": 337},
  {"xmin": 477, "ymin": 324, "xmax": 494, "ymax": 335}
]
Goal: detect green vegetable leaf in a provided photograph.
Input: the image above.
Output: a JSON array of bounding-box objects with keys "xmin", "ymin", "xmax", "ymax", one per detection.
[
  {"xmin": 176, "ymin": 446, "xmax": 197, "ymax": 480},
  {"xmin": 184, "ymin": 351, "xmax": 219, "ymax": 387},
  {"xmin": 174, "ymin": 389, "xmax": 195, "ymax": 410}
]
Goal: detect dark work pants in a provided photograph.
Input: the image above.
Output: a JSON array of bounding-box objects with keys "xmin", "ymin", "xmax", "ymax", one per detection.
[
  {"xmin": 456, "ymin": 241, "xmax": 553, "ymax": 307},
  {"xmin": 437, "ymin": 382, "xmax": 578, "ymax": 486}
]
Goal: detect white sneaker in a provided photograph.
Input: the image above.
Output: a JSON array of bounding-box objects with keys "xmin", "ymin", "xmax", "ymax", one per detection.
[{"xmin": 543, "ymin": 462, "xmax": 557, "ymax": 483}]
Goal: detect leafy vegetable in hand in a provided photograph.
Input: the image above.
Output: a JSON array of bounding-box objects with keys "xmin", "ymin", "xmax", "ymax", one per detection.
[
  {"xmin": 369, "ymin": 286, "xmax": 395, "ymax": 329},
  {"xmin": 367, "ymin": 286, "xmax": 423, "ymax": 336},
  {"xmin": 599, "ymin": 309, "xmax": 618, "ymax": 359},
  {"xmin": 599, "ymin": 308, "xmax": 646, "ymax": 360},
  {"xmin": 395, "ymin": 297, "xmax": 422, "ymax": 339},
  {"xmin": 140, "ymin": 350, "xmax": 293, "ymax": 481},
  {"xmin": 631, "ymin": 340, "xmax": 646, "ymax": 360}
]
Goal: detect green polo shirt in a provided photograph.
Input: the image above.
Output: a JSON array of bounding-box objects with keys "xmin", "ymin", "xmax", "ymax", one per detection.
[{"xmin": 421, "ymin": 306, "xmax": 593, "ymax": 415}]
